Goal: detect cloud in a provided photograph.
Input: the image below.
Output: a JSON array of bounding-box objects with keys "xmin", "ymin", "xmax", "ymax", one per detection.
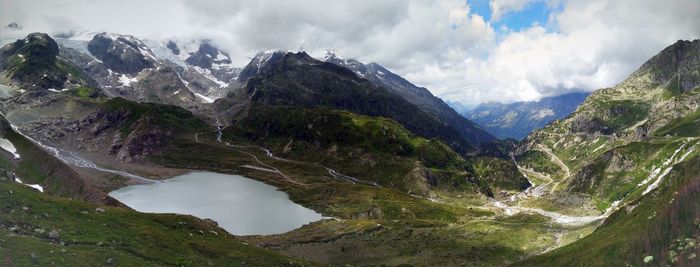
[
  {"xmin": 491, "ymin": 0, "xmax": 535, "ymax": 21},
  {"xmin": 0, "ymin": 0, "xmax": 698, "ymax": 105},
  {"xmin": 406, "ymin": 0, "xmax": 700, "ymax": 104}
]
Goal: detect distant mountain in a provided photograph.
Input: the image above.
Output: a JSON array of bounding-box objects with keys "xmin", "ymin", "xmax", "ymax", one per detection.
[
  {"xmin": 464, "ymin": 92, "xmax": 589, "ymax": 140},
  {"xmin": 445, "ymin": 100, "xmax": 475, "ymax": 115},
  {"xmin": 323, "ymin": 51, "xmax": 495, "ymax": 146}
]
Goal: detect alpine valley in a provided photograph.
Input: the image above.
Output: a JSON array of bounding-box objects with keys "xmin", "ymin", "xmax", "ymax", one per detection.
[{"xmin": 0, "ymin": 29, "xmax": 699, "ymax": 267}]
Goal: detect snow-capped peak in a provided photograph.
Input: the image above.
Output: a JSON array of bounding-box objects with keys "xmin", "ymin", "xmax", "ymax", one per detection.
[{"xmin": 324, "ymin": 49, "xmax": 340, "ymax": 61}]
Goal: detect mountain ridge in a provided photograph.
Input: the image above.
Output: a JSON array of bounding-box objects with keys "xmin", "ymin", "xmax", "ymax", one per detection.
[
  {"xmin": 323, "ymin": 51, "xmax": 495, "ymax": 146},
  {"xmin": 465, "ymin": 92, "xmax": 589, "ymax": 140}
]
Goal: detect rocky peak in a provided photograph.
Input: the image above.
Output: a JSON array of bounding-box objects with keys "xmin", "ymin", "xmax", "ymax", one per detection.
[
  {"xmin": 236, "ymin": 50, "xmax": 287, "ymax": 82},
  {"xmin": 626, "ymin": 39, "xmax": 700, "ymax": 93},
  {"xmin": 2, "ymin": 32, "xmax": 59, "ymax": 66},
  {"xmin": 166, "ymin": 40, "xmax": 180, "ymax": 55},
  {"xmin": 87, "ymin": 32, "xmax": 156, "ymax": 74},
  {"xmin": 0, "ymin": 32, "xmax": 93, "ymax": 90},
  {"xmin": 185, "ymin": 42, "xmax": 232, "ymax": 69},
  {"xmin": 322, "ymin": 50, "xmax": 368, "ymax": 75}
]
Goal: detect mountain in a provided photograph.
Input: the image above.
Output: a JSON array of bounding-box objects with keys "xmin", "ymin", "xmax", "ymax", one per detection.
[
  {"xmin": 54, "ymin": 32, "xmax": 241, "ymax": 108},
  {"xmin": 219, "ymin": 51, "xmax": 482, "ymax": 154},
  {"xmin": 446, "ymin": 100, "xmax": 475, "ymax": 114},
  {"xmin": 0, "ymin": 32, "xmax": 95, "ymax": 91},
  {"xmin": 513, "ymin": 39, "xmax": 700, "ymax": 265},
  {"xmin": 465, "ymin": 92, "xmax": 589, "ymax": 140},
  {"xmin": 323, "ymin": 51, "xmax": 495, "ymax": 146}
]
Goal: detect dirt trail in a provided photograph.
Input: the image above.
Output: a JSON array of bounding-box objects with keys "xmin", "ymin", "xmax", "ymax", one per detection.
[
  {"xmin": 194, "ymin": 127, "xmax": 381, "ymax": 188},
  {"xmin": 193, "ymin": 131, "xmax": 308, "ymax": 186},
  {"xmin": 535, "ymin": 144, "xmax": 571, "ymax": 193}
]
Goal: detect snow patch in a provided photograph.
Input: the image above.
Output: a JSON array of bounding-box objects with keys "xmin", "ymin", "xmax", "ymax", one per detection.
[
  {"xmin": 531, "ymin": 109, "xmax": 555, "ymax": 120},
  {"xmin": 639, "ymin": 142, "xmax": 696, "ymax": 195},
  {"xmin": 193, "ymin": 66, "xmax": 228, "ymax": 88},
  {"xmin": 592, "ymin": 144, "xmax": 606, "ymax": 153},
  {"xmin": 255, "ymin": 50, "xmax": 278, "ymax": 72},
  {"xmin": 215, "ymin": 51, "xmax": 229, "ymax": 61},
  {"xmin": 15, "ymin": 177, "xmax": 43, "ymax": 192},
  {"xmin": 195, "ymin": 93, "xmax": 215, "ymax": 103},
  {"xmin": 118, "ymin": 74, "xmax": 138, "ymax": 87},
  {"xmin": 0, "ymin": 138, "xmax": 20, "ymax": 159}
]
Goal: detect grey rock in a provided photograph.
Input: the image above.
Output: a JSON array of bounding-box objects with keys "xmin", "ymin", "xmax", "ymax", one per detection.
[{"xmin": 48, "ymin": 230, "xmax": 60, "ymax": 240}]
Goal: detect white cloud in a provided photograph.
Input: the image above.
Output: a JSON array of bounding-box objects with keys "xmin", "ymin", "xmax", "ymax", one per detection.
[
  {"xmin": 406, "ymin": 0, "xmax": 700, "ymax": 104},
  {"xmin": 0, "ymin": 0, "xmax": 698, "ymax": 105},
  {"xmin": 491, "ymin": 0, "xmax": 535, "ymax": 21}
]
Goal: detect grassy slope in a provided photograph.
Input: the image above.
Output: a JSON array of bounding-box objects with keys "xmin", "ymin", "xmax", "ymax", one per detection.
[
  {"xmin": 0, "ymin": 182, "xmax": 312, "ymax": 266},
  {"xmin": 519, "ymin": 155, "xmax": 700, "ymax": 266},
  {"xmin": 152, "ymin": 116, "xmax": 560, "ymax": 266},
  {"xmin": 101, "ymin": 97, "xmax": 210, "ymax": 136},
  {"xmin": 226, "ymin": 106, "xmax": 527, "ymax": 192},
  {"xmin": 0, "ymin": 116, "xmax": 106, "ymax": 203}
]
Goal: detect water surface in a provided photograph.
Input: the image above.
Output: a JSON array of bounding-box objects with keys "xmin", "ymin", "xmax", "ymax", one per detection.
[{"xmin": 109, "ymin": 171, "xmax": 323, "ymax": 235}]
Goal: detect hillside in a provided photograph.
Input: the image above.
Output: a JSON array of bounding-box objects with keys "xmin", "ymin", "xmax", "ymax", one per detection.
[
  {"xmin": 513, "ymin": 39, "xmax": 700, "ymax": 265},
  {"xmin": 216, "ymin": 51, "xmax": 481, "ymax": 154},
  {"xmin": 324, "ymin": 51, "xmax": 495, "ymax": 146},
  {"xmin": 225, "ymin": 105, "xmax": 528, "ymax": 194}
]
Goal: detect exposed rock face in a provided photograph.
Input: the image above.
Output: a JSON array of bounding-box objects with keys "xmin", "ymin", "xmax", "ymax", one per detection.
[
  {"xmin": 20, "ymin": 107, "xmax": 172, "ymax": 163},
  {"xmin": 166, "ymin": 40, "xmax": 180, "ymax": 55},
  {"xmin": 87, "ymin": 33, "xmax": 155, "ymax": 74},
  {"xmin": 604, "ymin": 150, "xmax": 636, "ymax": 173},
  {"xmin": 4, "ymin": 32, "xmax": 59, "ymax": 66},
  {"xmin": 236, "ymin": 50, "xmax": 286, "ymax": 82},
  {"xmin": 403, "ymin": 161, "xmax": 436, "ymax": 197},
  {"xmin": 56, "ymin": 33, "xmax": 240, "ymax": 107},
  {"xmin": 185, "ymin": 42, "xmax": 231, "ymax": 69},
  {"xmin": 636, "ymin": 39, "xmax": 700, "ymax": 92},
  {"xmin": 351, "ymin": 206, "xmax": 383, "ymax": 219},
  {"xmin": 131, "ymin": 66, "xmax": 198, "ymax": 110}
]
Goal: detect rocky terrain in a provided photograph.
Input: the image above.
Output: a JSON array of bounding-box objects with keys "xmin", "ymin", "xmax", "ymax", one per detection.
[{"xmin": 56, "ymin": 32, "xmax": 242, "ymax": 109}]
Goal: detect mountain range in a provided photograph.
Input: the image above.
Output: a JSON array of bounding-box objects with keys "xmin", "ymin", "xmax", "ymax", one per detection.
[
  {"xmin": 0, "ymin": 30, "xmax": 698, "ymax": 266},
  {"xmin": 464, "ymin": 92, "xmax": 589, "ymax": 140}
]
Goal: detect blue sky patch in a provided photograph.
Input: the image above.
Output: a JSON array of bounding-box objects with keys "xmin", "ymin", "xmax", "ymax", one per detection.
[{"xmin": 468, "ymin": 0, "xmax": 562, "ymax": 32}]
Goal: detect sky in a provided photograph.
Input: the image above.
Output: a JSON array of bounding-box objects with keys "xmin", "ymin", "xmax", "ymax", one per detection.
[{"xmin": 1, "ymin": 0, "xmax": 699, "ymax": 105}]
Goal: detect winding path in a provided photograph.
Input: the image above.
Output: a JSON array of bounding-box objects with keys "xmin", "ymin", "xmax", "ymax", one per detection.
[
  {"xmin": 194, "ymin": 131, "xmax": 308, "ymax": 186},
  {"xmin": 536, "ymin": 144, "xmax": 571, "ymax": 193},
  {"xmin": 194, "ymin": 123, "xmax": 381, "ymax": 188}
]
